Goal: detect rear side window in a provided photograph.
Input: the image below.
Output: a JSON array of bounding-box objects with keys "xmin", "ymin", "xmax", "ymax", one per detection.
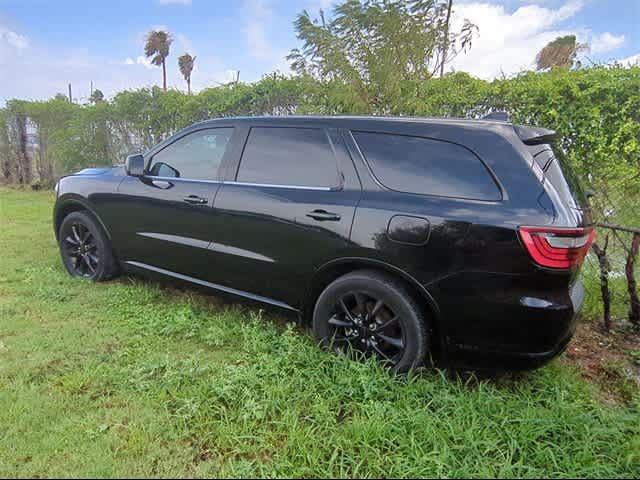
[
  {"xmin": 237, "ymin": 127, "xmax": 339, "ymax": 188},
  {"xmin": 528, "ymin": 144, "xmax": 586, "ymax": 210},
  {"xmin": 353, "ymin": 131, "xmax": 501, "ymax": 201}
]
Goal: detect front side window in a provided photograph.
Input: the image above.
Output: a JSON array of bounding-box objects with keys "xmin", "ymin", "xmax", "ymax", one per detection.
[
  {"xmin": 237, "ymin": 127, "xmax": 339, "ymax": 188},
  {"xmin": 353, "ymin": 131, "xmax": 501, "ymax": 201},
  {"xmin": 148, "ymin": 128, "xmax": 233, "ymax": 180}
]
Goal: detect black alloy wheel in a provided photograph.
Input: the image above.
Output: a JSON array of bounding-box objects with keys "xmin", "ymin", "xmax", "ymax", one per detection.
[
  {"xmin": 62, "ymin": 222, "xmax": 100, "ymax": 277},
  {"xmin": 313, "ymin": 270, "xmax": 429, "ymax": 373},
  {"xmin": 328, "ymin": 290, "xmax": 405, "ymax": 366},
  {"xmin": 58, "ymin": 211, "xmax": 119, "ymax": 282}
]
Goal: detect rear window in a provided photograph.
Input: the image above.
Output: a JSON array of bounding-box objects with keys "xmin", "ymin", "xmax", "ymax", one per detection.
[
  {"xmin": 528, "ymin": 143, "xmax": 587, "ymax": 210},
  {"xmin": 237, "ymin": 127, "xmax": 339, "ymax": 188},
  {"xmin": 352, "ymin": 131, "xmax": 500, "ymax": 201}
]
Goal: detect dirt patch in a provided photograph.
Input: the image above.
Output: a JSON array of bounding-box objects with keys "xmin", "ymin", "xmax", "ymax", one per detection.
[{"xmin": 563, "ymin": 318, "xmax": 640, "ymax": 404}]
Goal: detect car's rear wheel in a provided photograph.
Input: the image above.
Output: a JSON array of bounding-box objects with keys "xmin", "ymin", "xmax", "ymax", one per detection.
[
  {"xmin": 312, "ymin": 270, "xmax": 430, "ymax": 373},
  {"xmin": 58, "ymin": 211, "xmax": 119, "ymax": 281}
]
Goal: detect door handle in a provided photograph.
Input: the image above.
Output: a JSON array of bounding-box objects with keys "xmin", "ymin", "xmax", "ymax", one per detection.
[
  {"xmin": 183, "ymin": 195, "xmax": 208, "ymax": 205},
  {"xmin": 306, "ymin": 209, "xmax": 341, "ymax": 221}
]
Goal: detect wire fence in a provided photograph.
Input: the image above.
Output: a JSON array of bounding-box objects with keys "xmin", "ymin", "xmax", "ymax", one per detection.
[{"xmin": 582, "ymin": 181, "xmax": 640, "ymax": 331}]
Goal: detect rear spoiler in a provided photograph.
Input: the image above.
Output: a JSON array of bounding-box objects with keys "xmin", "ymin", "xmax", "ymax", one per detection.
[
  {"xmin": 514, "ymin": 125, "xmax": 557, "ymax": 145},
  {"xmin": 481, "ymin": 112, "xmax": 557, "ymax": 145}
]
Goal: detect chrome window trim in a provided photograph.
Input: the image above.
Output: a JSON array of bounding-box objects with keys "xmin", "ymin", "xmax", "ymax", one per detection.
[
  {"xmin": 145, "ymin": 175, "xmax": 335, "ymax": 191},
  {"xmin": 146, "ymin": 175, "xmax": 223, "ymax": 185},
  {"xmin": 225, "ymin": 181, "xmax": 334, "ymax": 192}
]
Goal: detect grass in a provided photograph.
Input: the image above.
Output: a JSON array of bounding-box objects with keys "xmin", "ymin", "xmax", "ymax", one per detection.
[{"xmin": 1, "ymin": 187, "xmax": 639, "ymax": 478}]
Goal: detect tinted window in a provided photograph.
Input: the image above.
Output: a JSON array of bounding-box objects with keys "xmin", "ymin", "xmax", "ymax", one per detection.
[
  {"xmin": 353, "ymin": 131, "xmax": 500, "ymax": 201},
  {"xmin": 528, "ymin": 144, "xmax": 586, "ymax": 210},
  {"xmin": 237, "ymin": 127, "xmax": 339, "ymax": 187},
  {"xmin": 149, "ymin": 128, "xmax": 233, "ymax": 180}
]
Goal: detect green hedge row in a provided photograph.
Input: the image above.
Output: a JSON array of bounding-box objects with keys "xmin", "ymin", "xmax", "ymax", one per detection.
[
  {"xmin": 2, "ymin": 66, "xmax": 638, "ymax": 323},
  {"xmin": 2, "ymin": 67, "xmax": 638, "ymax": 189}
]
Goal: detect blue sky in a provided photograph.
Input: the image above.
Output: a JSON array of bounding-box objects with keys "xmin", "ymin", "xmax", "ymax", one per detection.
[{"xmin": 0, "ymin": 0, "xmax": 638, "ymax": 103}]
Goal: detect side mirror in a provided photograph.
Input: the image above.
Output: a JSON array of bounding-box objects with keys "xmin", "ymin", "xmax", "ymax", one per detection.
[
  {"xmin": 150, "ymin": 161, "xmax": 181, "ymax": 178},
  {"xmin": 125, "ymin": 154, "xmax": 145, "ymax": 177}
]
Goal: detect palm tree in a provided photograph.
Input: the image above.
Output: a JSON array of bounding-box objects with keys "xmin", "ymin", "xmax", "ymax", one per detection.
[
  {"xmin": 144, "ymin": 30, "xmax": 173, "ymax": 91},
  {"xmin": 178, "ymin": 53, "xmax": 196, "ymax": 95},
  {"xmin": 535, "ymin": 35, "xmax": 589, "ymax": 71}
]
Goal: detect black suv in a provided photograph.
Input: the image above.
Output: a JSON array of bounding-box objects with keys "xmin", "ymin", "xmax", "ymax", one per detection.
[{"xmin": 54, "ymin": 116, "xmax": 594, "ymax": 372}]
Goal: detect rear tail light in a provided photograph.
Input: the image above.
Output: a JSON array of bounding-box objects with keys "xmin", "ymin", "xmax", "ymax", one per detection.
[{"xmin": 518, "ymin": 226, "xmax": 596, "ymax": 270}]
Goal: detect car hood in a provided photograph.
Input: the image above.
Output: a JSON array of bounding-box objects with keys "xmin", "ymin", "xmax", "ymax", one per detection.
[{"xmin": 72, "ymin": 167, "xmax": 116, "ymax": 176}]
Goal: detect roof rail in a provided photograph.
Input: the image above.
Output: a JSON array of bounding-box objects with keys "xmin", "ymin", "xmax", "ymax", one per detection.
[{"xmin": 483, "ymin": 111, "xmax": 510, "ymax": 122}]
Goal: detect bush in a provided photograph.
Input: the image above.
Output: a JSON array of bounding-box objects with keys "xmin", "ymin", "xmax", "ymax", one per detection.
[{"xmin": 1, "ymin": 66, "xmax": 638, "ymax": 325}]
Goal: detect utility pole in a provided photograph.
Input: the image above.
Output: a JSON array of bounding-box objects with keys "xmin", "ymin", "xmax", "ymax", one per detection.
[{"xmin": 68, "ymin": 83, "xmax": 73, "ymax": 103}]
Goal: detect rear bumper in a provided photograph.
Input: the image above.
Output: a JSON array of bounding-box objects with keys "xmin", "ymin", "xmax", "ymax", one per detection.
[
  {"xmin": 446, "ymin": 323, "xmax": 576, "ymax": 371},
  {"xmin": 434, "ymin": 276, "xmax": 584, "ymax": 371}
]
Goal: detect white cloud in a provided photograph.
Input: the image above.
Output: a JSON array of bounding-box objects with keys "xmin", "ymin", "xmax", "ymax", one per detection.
[
  {"xmin": 591, "ymin": 32, "xmax": 625, "ymax": 54},
  {"xmin": 244, "ymin": 0, "xmax": 273, "ymax": 61},
  {"xmin": 616, "ymin": 52, "xmax": 640, "ymax": 66},
  {"xmin": 449, "ymin": 0, "xmax": 585, "ymax": 78},
  {"xmin": 0, "ymin": 23, "xmax": 30, "ymax": 69},
  {"xmin": 158, "ymin": 0, "xmax": 192, "ymax": 5},
  {"xmin": 175, "ymin": 33, "xmax": 196, "ymax": 55},
  {"xmin": 124, "ymin": 56, "xmax": 155, "ymax": 69},
  {"xmin": 0, "ymin": 26, "xmax": 28, "ymax": 51},
  {"xmin": 313, "ymin": 0, "xmax": 334, "ymax": 11},
  {"xmin": 242, "ymin": 0, "xmax": 290, "ymax": 74}
]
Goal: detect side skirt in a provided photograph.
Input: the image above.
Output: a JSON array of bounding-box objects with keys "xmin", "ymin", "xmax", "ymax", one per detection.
[{"xmin": 124, "ymin": 261, "xmax": 300, "ymax": 313}]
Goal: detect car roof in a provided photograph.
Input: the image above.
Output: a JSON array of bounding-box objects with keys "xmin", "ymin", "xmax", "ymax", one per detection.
[
  {"xmin": 192, "ymin": 115, "xmax": 513, "ymax": 129},
  {"xmin": 146, "ymin": 114, "xmax": 521, "ymax": 159}
]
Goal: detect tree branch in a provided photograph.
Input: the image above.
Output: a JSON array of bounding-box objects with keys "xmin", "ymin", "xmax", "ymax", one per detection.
[{"xmin": 597, "ymin": 223, "xmax": 640, "ymax": 235}]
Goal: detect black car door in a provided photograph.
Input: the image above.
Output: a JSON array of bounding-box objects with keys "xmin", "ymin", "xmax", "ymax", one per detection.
[
  {"xmin": 112, "ymin": 127, "xmax": 237, "ymax": 279},
  {"xmin": 208, "ymin": 126, "xmax": 362, "ymax": 309}
]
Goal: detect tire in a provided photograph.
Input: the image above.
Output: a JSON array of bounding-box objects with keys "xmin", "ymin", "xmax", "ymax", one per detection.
[
  {"xmin": 313, "ymin": 270, "xmax": 430, "ymax": 373},
  {"xmin": 58, "ymin": 211, "xmax": 119, "ymax": 281}
]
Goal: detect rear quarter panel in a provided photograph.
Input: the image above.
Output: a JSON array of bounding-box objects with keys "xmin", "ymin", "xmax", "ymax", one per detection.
[{"xmin": 343, "ymin": 122, "xmax": 567, "ymax": 357}]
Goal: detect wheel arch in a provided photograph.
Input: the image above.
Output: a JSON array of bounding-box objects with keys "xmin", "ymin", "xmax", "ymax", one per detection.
[
  {"xmin": 54, "ymin": 197, "xmax": 112, "ymax": 242},
  {"xmin": 305, "ymin": 257, "xmax": 444, "ymax": 358}
]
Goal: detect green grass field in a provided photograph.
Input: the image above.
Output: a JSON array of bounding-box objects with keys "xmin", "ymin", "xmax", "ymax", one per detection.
[{"xmin": 1, "ymin": 187, "xmax": 639, "ymax": 478}]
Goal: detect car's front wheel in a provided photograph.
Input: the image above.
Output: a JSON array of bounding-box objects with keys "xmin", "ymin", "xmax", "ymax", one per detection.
[
  {"xmin": 312, "ymin": 270, "xmax": 430, "ymax": 373},
  {"xmin": 58, "ymin": 211, "xmax": 119, "ymax": 281}
]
